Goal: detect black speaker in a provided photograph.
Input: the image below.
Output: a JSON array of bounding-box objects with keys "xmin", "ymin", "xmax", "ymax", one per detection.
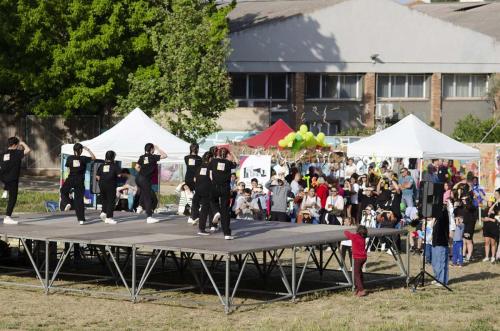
[
  {"xmin": 90, "ymin": 161, "xmax": 104, "ymax": 194},
  {"xmin": 421, "ymin": 181, "xmax": 444, "ymax": 218}
]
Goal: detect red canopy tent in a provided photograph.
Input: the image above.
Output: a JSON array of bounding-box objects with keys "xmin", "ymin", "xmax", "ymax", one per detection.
[{"xmin": 241, "ymin": 119, "xmax": 293, "ymax": 148}]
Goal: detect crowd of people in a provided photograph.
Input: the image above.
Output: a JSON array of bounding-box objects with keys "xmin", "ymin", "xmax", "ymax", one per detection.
[{"xmin": 182, "ymin": 152, "xmax": 499, "ymax": 269}]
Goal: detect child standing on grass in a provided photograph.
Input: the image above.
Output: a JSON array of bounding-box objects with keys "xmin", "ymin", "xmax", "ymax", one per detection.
[
  {"xmin": 451, "ymin": 212, "xmax": 464, "ymax": 267},
  {"xmin": 344, "ymin": 225, "xmax": 368, "ymax": 297}
]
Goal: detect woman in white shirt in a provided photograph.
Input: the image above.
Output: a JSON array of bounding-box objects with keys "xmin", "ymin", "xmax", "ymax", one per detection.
[
  {"xmin": 344, "ymin": 174, "xmax": 360, "ymax": 224},
  {"xmin": 324, "ymin": 187, "xmax": 344, "ymax": 225},
  {"xmin": 345, "ymin": 158, "xmax": 357, "ymax": 179},
  {"xmin": 300, "ymin": 188, "xmax": 321, "ymax": 224}
]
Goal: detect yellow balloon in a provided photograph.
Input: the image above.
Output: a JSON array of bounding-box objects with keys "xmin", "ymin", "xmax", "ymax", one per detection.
[
  {"xmin": 278, "ymin": 139, "xmax": 287, "ymax": 148},
  {"xmin": 317, "ymin": 132, "xmax": 325, "ymax": 141},
  {"xmin": 299, "ymin": 125, "xmax": 308, "ymax": 134},
  {"xmin": 287, "ymin": 141, "xmax": 293, "ymax": 148}
]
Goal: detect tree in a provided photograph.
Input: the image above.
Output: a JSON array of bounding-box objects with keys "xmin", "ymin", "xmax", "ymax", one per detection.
[
  {"xmin": 117, "ymin": 0, "xmax": 235, "ymax": 142},
  {"xmin": 452, "ymin": 114, "xmax": 500, "ymax": 143},
  {"xmin": 0, "ymin": 0, "xmax": 162, "ymax": 116}
]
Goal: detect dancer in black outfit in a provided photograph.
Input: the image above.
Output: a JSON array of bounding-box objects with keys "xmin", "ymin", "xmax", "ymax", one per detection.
[
  {"xmin": 60, "ymin": 143, "xmax": 96, "ymax": 225},
  {"xmin": 209, "ymin": 147, "xmax": 238, "ymax": 240},
  {"xmin": 195, "ymin": 152, "xmax": 213, "ymax": 235},
  {"xmin": 135, "ymin": 143, "xmax": 167, "ymax": 224},
  {"xmin": 185, "ymin": 143, "xmax": 202, "ymax": 224},
  {"xmin": 96, "ymin": 151, "xmax": 121, "ymax": 224},
  {"xmin": 0, "ymin": 137, "xmax": 31, "ymax": 224}
]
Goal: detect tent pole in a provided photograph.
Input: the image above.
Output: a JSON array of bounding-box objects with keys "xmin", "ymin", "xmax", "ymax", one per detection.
[
  {"xmin": 478, "ymin": 160, "xmax": 482, "ymax": 226},
  {"xmin": 418, "ymin": 158, "xmax": 423, "ymax": 184}
]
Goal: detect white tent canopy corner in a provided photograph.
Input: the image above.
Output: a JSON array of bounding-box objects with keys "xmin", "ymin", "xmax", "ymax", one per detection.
[
  {"xmin": 346, "ymin": 114, "xmax": 480, "ymax": 160},
  {"xmin": 61, "ymin": 108, "xmax": 193, "ymax": 164}
]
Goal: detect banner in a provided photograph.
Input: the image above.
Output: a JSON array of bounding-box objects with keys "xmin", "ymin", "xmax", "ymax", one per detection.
[{"xmin": 239, "ymin": 155, "xmax": 271, "ymax": 188}]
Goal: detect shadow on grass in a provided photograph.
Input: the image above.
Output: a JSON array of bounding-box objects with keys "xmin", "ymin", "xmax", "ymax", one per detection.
[{"xmin": 448, "ymin": 271, "xmax": 500, "ymax": 285}]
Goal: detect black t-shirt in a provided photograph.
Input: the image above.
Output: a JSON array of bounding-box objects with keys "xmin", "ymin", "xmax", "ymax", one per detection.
[
  {"xmin": 137, "ymin": 154, "xmax": 161, "ymax": 180},
  {"xmin": 209, "ymin": 158, "xmax": 236, "ymax": 186},
  {"xmin": 0, "ymin": 149, "xmax": 24, "ymax": 182},
  {"xmin": 194, "ymin": 163, "xmax": 211, "ymax": 192},
  {"xmin": 432, "ymin": 210, "xmax": 450, "ymax": 247},
  {"xmin": 66, "ymin": 155, "xmax": 92, "ymax": 178},
  {"xmin": 97, "ymin": 162, "xmax": 122, "ymax": 186},
  {"xmin": 437, "ymin": 166, "xmax": 448, "ymax": 183},
  {"xmin": 184, "ymin": 155, "xmax": 202, "ymax": 183}
]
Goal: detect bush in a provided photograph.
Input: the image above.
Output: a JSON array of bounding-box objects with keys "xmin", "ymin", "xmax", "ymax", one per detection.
[{"xmin": 452, "ymin": 114, "xmax": 500, "ymax": 143}]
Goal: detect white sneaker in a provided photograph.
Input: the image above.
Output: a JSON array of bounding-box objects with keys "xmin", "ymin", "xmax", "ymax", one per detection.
[
  {"xmin": 136, "ymin": 206, "xmax": 143, "ymax": 214},
  {"xmin": 64, "ymin": 204, "xmax": 72, "ymax": 211},
  {"xmin": 482, "ymin": 257, "xmax": 490, "ymax": 262},
  {"xmin": 210, "ymin": 226, "xmax": 217, "ymax": 233},
  {"xmin": 224, "ymin": 235, "xmax": 235, "ymax": 240},
  {"xmin": 146, "ymin": 217, "xmax": 159, "ymax": 224},
  {"xmin": 188, "ymin": 217, "xmax": 199, "ymax": 225},
  {"xmin": 3, "ymin": 216, "xmax": 18, "ymax": 225},
  {"xmin": 490, "ymin": 257, "xmax": 496, "ymax": 263},
  {"xmin": 105, "ymin": 218, "xmax": 117, "ymax": 224},
  {"xmin": 198, "ymin": 231, "xmax": 210, "ymax": 236},
  {"xmin": 386, "ymin": 249, "xmax": 394, "ymax": 256},
  {"xmin": 79, "ymin": 220, "xmax": 85, "ymax": 225},
  {"xmin": 99, "ymin": 212, "xmax": 107, "ymax": 222},
  {"xmin": 212, "ymin": 212, "xmax": 221, "ymax": 225},
  {"xmin": 1, "ymin": 191, "xmax": 7, "ymax": 199}
]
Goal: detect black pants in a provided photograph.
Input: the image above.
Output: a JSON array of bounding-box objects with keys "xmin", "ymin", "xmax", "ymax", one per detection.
[
  {"xmin": 136, "ymin": 175, "xmax": 157, "ymax": 217},
  {"xmin": 191, "ymin": 191, "xmax": 201, "ymax": 220},
  {"xmin": 270, "ymin": 211, "xmax": 288, "ymax": 222},
  {"xmin": 198, "ymin": 195, "xmax": 211, "ymax": 232},
  {"xmin": 60, "ymin": 176, "xmax": 85, "ymax": 221},
  {"xmin": 211, "ymin": 184, "xmax": 231, "ymax": 236},
  {"xmin": 2, "ymin": 180, "xmax": 19, "ymax": 217},
  {"xmin": 99, "ymin": 182, "xmax": 116, "ymax": 218}
]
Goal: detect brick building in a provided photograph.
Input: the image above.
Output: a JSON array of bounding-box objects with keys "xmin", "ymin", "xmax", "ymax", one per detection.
[{"xmin": 218, "ymin": 0, "xmax": 500, "ymax": 135}]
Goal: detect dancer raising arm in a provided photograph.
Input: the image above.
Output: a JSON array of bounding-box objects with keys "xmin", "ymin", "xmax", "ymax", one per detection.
[
  {"xmin": 135, "ymin": 143, "xmax": 167, "ymax": 224},
  {"xmin": 60, "ymin": 143, "xmax": 96, "ymax": 225},
  {"xmin": 96, "ymin": 151, "xmax": 121, "ymax": 225},
  {"xmin": 0, "ymin": 137, "xmax": 31, "ymax": 224},
  {"xmin": 209, "ymin": 147, "xmax": 238, "ymax": 240}
]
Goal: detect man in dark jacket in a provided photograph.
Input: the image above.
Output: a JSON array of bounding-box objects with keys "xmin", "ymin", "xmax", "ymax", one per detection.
[{"xmin": 432, "ymin": 209, "xmax": 450, "ymax": 285}]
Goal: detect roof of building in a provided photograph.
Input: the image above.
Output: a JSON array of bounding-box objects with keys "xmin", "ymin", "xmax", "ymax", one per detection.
[
  {"xmin": 228, "ymin": 0, "xmax": 347, "ymax": 32},
  {"xmin": 412, "ymin": 1, "xmax": 500, "ymax": 41},
  {"xmin": 228, "ymin": 0, "xmax": 500, "ymax": 41}
]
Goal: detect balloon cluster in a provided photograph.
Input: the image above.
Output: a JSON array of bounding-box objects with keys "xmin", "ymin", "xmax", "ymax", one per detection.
[{"xmin": 278, "ymin": 125, "xmax": 328, "ymax": 151}]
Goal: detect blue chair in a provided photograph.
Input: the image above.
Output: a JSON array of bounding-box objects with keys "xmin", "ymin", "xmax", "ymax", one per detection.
[{"xmin": 45, "ymin": 201, "xmax": 60, "ymax": 212}]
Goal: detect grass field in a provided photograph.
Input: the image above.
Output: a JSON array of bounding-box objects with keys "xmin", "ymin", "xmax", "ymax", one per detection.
[{"xmin": 0, "ymin": 192, "xmax": 498, "ymax": 330}]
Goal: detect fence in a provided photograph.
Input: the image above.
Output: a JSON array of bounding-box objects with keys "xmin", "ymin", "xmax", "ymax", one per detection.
[{"xmin": 0, "ymin": 114, "xmax": 100, "ymax": 174}]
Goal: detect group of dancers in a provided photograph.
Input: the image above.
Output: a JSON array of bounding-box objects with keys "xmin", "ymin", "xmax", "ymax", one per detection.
[
  {"xmin": 0, "ymin": 137, "xmax": 238, "ymax": 240},
  {"xmin": 184, "ymin": 144, "xmax": 239, "ymax": 240}
]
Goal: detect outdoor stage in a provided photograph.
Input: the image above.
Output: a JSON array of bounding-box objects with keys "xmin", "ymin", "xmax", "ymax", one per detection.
[{"xmin": 0, "ymin": 211, "xmax": 409, "ymax": 313}]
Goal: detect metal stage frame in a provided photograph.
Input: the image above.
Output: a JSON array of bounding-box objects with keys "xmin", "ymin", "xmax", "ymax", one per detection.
[{"xmin": 0, "ymin": 212, "xmax": 410, "ymax": 314}]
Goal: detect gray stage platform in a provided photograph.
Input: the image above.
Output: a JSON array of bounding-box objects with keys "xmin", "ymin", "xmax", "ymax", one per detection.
[
  {"xmin": 0, "ymin": 211, "xmax": 404, "ymax": 254},
  {"xmin": 0, "ymin": 211, "xmax": 409, "ymax": 313}
]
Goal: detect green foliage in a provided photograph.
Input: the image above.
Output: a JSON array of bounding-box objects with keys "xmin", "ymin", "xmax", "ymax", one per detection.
[
  {"xmin": 452, "ymin": 114, "xmax": 500, "ymax": 143},
  {"xmin": 117, "ymin": 0, "xmax": 235, "ymax": 142},
  {"xmin": 0, "ymin": 0, "xmax": 162, "ymax": 116}
]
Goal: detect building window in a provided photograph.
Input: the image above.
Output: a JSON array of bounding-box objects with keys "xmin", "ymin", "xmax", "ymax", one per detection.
[
  {"xmin": 305, "ymin": 74, "xmax": 362, "ymax": 100},
  {"xmin": 230, "ymin": 73, "xmax": 288, "ymax": 100},
  {"xmin": 306, "ymin": 74, "xmax": 320, "ymax": 99},
  {"xmin": 231, "ymin": 74, "xmax": 247, "ymax": 99},
  {"xmin": 443, "ymin": 74, "xmax": 489, "ymax": 99},
  {"xmin": 377, "ymin": 74, "xmax": 427, "ymax": 99}
]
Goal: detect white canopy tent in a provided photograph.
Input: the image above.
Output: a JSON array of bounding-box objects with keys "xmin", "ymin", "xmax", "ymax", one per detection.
[
  {"xmin": 61, "ymin": 108, "xmax": 193, "ymax": 164},
  {"xmin": 347, "ymin": 114, "xmax": 480, "ymax": 160}
]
